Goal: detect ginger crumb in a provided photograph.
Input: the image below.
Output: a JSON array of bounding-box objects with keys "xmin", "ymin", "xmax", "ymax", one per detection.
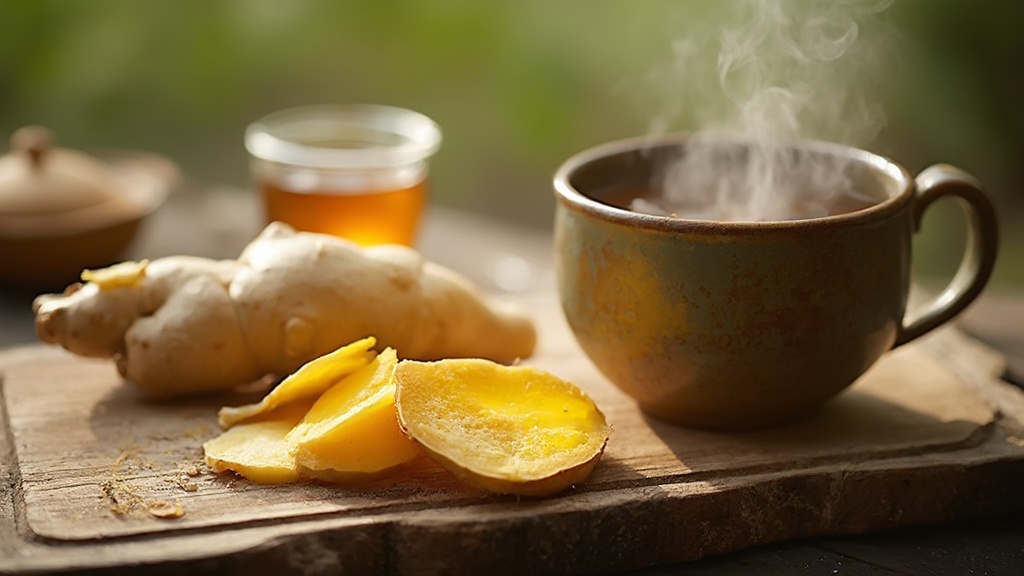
[
  {"xmin": 147, "ymin": 499, "xmax": 185, "ymax": 520},
  {"xmin": 103, "ymin": 448, "xmax": 202, "ymax": 518},
  {"xmin": 112, "ymin": 449, "xmax": 134, "ymax": 469},
  {"xmin": 99, "ymin": 478, "xmax": 145, "ymax": 517},
  {"xmin": 172, "ymin": 474, "xmax": 199, "ymax": 492}
]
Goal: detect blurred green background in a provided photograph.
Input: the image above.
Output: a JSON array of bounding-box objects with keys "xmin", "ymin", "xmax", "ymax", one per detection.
[{"xmin": 1, "ymin": 0, "xmax": 1021, "ymax": 288}]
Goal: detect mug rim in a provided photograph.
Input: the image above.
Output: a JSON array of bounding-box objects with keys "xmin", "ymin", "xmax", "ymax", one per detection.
[{"xmin": 553, "ymin": 133, "xmax": 914, "ymax": 233}]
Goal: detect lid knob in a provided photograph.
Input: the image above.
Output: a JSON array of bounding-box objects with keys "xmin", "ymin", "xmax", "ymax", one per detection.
[{"xmin": 11, "ymin": 125, "xmax": 54, "ymax": 169}]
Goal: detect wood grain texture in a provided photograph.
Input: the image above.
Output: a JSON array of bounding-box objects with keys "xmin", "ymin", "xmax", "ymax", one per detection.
[{"xmin": 2, "ymin": 292, "xmax": 1024, "ymax": 575}]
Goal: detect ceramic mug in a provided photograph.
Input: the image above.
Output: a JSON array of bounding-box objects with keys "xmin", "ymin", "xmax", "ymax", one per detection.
[{"xmin": 553, "ymin": 134, "xmax": 999, "ymax": 430}]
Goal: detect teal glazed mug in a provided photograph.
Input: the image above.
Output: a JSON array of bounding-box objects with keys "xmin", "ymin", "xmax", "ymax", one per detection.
[{"xmin": 553, "ymin": 134, "xmax": 999, "ymax": 430}]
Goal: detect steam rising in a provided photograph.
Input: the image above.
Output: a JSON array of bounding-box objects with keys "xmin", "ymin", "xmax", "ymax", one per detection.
[{"xmin": 638, "ymin": 0, "xmax": 897, "ymax": 221}]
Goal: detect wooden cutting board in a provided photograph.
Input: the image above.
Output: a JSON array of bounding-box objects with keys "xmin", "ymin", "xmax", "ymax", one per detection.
[{"xmin": 3, "ymin": 292, "xmax": 1024, "ymax": 576}]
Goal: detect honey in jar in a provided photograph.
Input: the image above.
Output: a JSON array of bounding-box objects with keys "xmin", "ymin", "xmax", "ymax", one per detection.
[{"xmin": 246, "ymin": 105, "xmax": 441, "ymax": 246}]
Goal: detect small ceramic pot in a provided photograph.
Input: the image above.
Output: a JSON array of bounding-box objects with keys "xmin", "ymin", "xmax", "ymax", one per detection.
[{"xmin": 0, "ymin": 126, "xmax": 177, "ymax": 289}]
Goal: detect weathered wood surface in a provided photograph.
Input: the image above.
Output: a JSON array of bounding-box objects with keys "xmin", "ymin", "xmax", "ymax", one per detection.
[{"xmin": 2, "ymin": 292, "xmax": 1024, "ymax": 576}]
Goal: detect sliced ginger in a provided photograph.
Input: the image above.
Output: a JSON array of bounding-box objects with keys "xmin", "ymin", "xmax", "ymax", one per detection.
[
  {"xmin": 287, "ymin": 347, "xmax": 422, "ymax": 483},
  {"xmin": 203, "ymin": 401, "xmax": 313, "ymax": 484},
  {"xmin": 204, "ymin": 338, "xmax": 609, "ymax": 497},
  {"xmin": 394, "ymin": 359, "xmax": 609, "ymax": 497},
  {"xmin": 218, "ymin": 336, "xmax": 377, "ymax": 428},
  {"xmin": 205, "ymin": 341, "xmax": 420, "ymax": 485}
]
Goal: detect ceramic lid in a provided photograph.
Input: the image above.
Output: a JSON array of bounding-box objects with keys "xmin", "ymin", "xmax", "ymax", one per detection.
[{"xmin": 0, "ymin": 126, "xmax": 121, "ymax": 216}]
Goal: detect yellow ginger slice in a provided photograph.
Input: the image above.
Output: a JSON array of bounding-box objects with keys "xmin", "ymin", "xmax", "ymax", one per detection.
[
  {"xmin": 394, "ymin": 359, "xmax": 609, "ymax": 497},
  {"xmin": 287, "ymin": 347, "xmax": 422, "ymax": 483},
  {"xmin": 218, "ymin": 336, "xmax": 377, "ymax": 428},
  {"xmin": 81, "ymin": 260, "xmax": 149, "ymax": 289},
  {"xmin": 203, "ymin": 402, "xmax": 312, "ymax": 484}
]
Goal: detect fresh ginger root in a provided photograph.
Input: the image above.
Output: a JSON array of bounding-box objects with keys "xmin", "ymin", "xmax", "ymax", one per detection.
[{"xmin": 33, "ymin": 222, "xmax": 537, "ymax": 397}]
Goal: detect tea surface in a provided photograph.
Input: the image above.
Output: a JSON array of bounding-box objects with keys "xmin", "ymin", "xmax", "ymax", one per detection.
[{"xmin": 597, "ymin": 183, "xmax": 883, "ymax": 222}]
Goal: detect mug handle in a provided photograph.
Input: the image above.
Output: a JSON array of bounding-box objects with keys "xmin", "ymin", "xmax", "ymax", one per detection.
[{"xmin": 895, "ymin": 164, "xmax": 1000, "ymax": 347}]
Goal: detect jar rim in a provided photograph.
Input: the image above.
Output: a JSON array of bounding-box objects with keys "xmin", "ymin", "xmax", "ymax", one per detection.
[{"xmin": 245, "ymin": 104, "xmax": 442, "ymax": 169}]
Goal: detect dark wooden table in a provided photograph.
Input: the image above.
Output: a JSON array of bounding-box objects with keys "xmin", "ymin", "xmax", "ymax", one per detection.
[{"xmin": 1, "ymin": 185, "xmax": 1022, "ymax": 575}]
